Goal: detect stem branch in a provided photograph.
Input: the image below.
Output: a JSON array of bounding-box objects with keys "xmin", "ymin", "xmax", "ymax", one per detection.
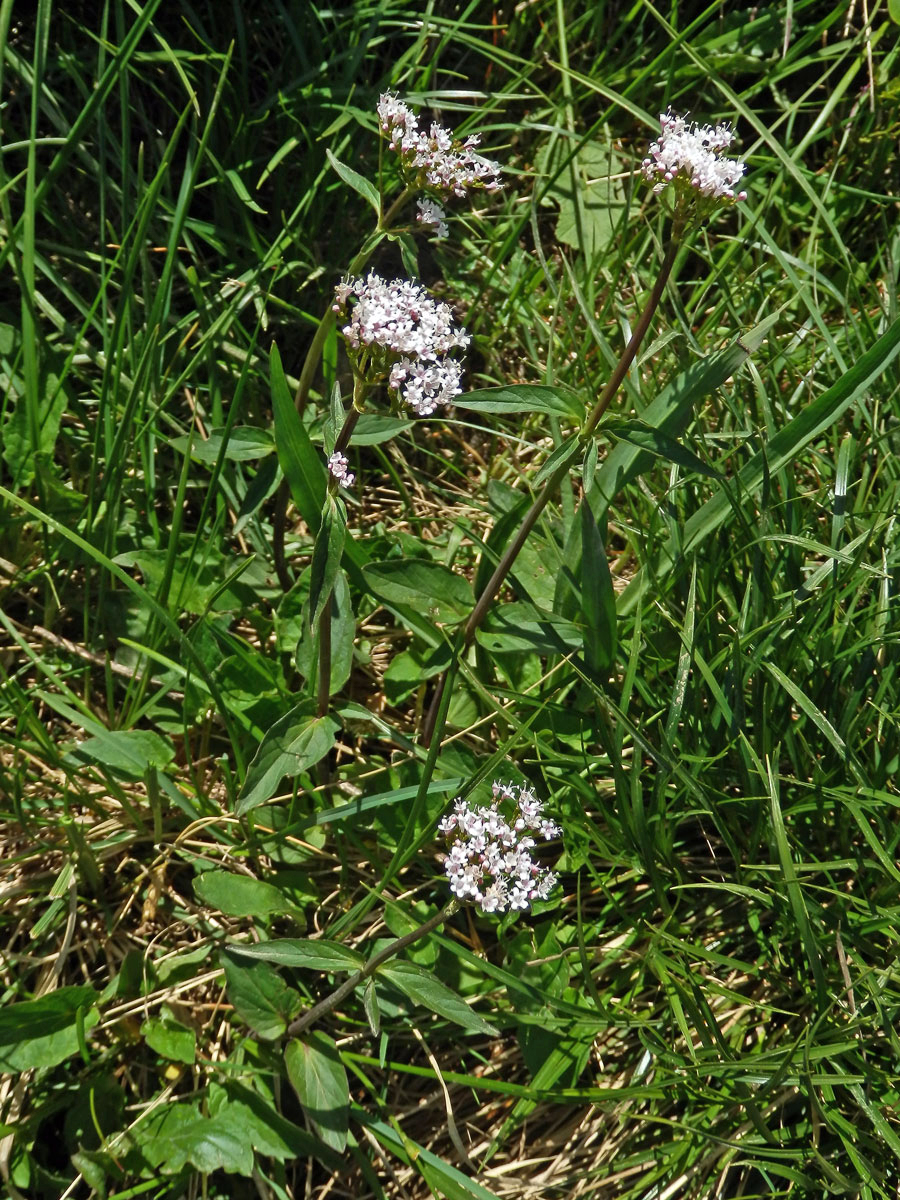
[{"xmin": 285, "ymin": 901, "xmax": 457, "ymax": 1039}]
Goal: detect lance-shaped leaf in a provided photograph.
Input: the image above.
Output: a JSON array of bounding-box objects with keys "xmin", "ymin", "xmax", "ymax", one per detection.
[{"xmin": 378, "ymin": 960, "xmax": 499, "ymax": 1035}]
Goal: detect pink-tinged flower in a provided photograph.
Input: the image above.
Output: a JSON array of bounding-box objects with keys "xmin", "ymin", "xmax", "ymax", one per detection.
[
  {"xmin": 439, "ymin": 780, "xmax": 561, "ymax": 917},
  {"xmin": 377, "ymin": 93, "xmax": 502, "ymax": 197},
  {"xmin": 327, "ymin": 451, "xmax": 355, "ymax": 488},
  {"xmin": 642, "ymin": 109, "xmax": 747, "ymax": 204}
]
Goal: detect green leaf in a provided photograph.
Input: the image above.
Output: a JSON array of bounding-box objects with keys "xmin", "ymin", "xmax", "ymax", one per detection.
[
  {"xmin": 141, "ymin": 1015, "xmax": 196, "ymax": 1064},
  {"xmin": 64, "ymin": 729, "xmax": 175, "ymax": 779},
  {"xmin": 0, "ymin": 987, "xmax": 99, "ymax": 1071},
  {"xmin": 270, "ymin": 341, "xmax": 326, "ymax": 533},
  {"xmin": 236, "ymin": 700, "xmax": 340, "ymax": 814},
  {"xmin": 326, "ymin": 148, "xmax": 380, "ymax": 216},
  {"xmin": 580, "ymin": 498, "xmax": 617, "ymax": 672},
  {"xmin": 455, "ymin": 384, "xmax": 583, "ymax": 421},
  {"xmin": 138, "ymin": 1102, "xmax": 254, "ymax": 1176},
  {"xmin": 210, "ymin": 1082, "xmax": 340, "ymax": 1167},
  {"xmin": 890, "ymin": 0, "xmax": 900, "ymax": 22},
  {"xmin": 363, "ymin": 559, "xmax": 472, "ymax": 623},
  {"xmin": 221, "ymin": 951, "xmax": 302, "ymax": 1040},
  {"xmin": 285, "ymin": 1030, "xmax": 350, "ymax": 1152},
  {"xmin": 193, "ymin": 870, "xmax": 299, "ymax": 920},
  {"xmin": 589, "ymin": 339, "xmax": 750, "ymax": 516},
  {"xmin": 225, "ymin": 938, "xmax": 365, "ymax": 972},
  {"xmin": 358, "ymin": 1112, "xmax": 505, "ymax": 1200},
  {"xmin": 171, "ymin": 426, "xmax": 275, "ymax": 463},
  {"xmin": 603, "ymin": 419, "xmax": 719, "ymax": 478},
  {"xmin": 378, "ymin": 960, "xmax": 499, "ymax": 1035},
  {"xmin": 308, "ymin": 494, "xmax": 346, "ymax": 631},
  {"xmin": 540, "ymin": 137, "xmax": 627, "ymax": 261},
  {"xmin": 533, "ymin": 437, "xmax": 580, "ymax": 485},
  {"xmin": 352, "ymin": 414, "xmax": 414, "ymax": 445}
]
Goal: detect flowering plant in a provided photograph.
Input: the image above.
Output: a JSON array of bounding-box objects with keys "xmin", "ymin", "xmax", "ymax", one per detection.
[{"xmin": 439, "ymin": 781, "xmax": 561, "ymax": 915}]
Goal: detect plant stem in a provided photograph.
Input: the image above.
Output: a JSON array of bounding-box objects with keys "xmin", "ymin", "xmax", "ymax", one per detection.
[
  {"xmin": 271, "ymin": 188, "xmax": 413, "ymax": 589},
  {"xmin": 285, "ymin": 900, "xmax": 457, "ymax": 1039},
  {"xmin": 421, "ymin": 234, "xmax": 682, "ymax": 745}
]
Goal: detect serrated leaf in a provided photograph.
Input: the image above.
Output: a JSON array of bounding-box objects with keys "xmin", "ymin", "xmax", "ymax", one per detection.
[
  {"xmin": 236, "ymin": 700, "xmax": 340, "ymax": 814},
  {"xmin": 194, "ymin": 870, "xmax": 297, "ymax": 920},
  {"xmin": 285, "ymin": 1031, "xmax": 350, "ymax": 1152},
  {"xmin": 378, "ymin": 960, "xmax": 499, "ymax": 1035},
  {"xmin": 363, "ymin": 559, "xmax": 472, "ymax": 623},
  {"xmin": 455, "ymin": 384, "xmax": 583, "ymax": 421},
  {"xmin": 326, "ymin": 148, "xmax": 380, "ymax": 215},
  {"xmin": 221, "ymin": 951, "xmax": 302, "ymax": 1040},
  {"xmin": 225, "ymin": 938, "xmax": 365, "ymax": 972}
]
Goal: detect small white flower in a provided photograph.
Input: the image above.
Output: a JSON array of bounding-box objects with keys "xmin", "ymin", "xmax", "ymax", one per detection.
[
  {"xmin": 416, "ymin": 197, "xmax": 449, "ymax": 239},
  {"xmin": 377, "ymin": 92, "xmax": 502, "ymax": 197},
  {"xmin": 327, "ymin": 451, "xmax": 355, "ymax": 488},
  {"xmin": 642, "ymin": 108, "xmax": 747, "ymax": 205},
  {"xmin": 438, "ymin": 780, "xmax": 561, "ymax": 917}
]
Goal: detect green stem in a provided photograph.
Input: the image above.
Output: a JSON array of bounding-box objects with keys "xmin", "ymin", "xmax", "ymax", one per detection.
[
  {"xmin": 285, "ymin": 900, "xmax": 457, "ymax": 1039},
  {"xmin": 421, "ymin": 234, "xmax": 682, "ymax": 746}
]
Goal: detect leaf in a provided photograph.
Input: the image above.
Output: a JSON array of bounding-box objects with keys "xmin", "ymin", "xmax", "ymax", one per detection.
[
  {"xmin": 352, "ymin": 414, "xmax": 414, "ymax": 445},
  {"xmin": 603, "ymin": 419, "xmax": 719, "ymax": 478},
  {"xmin": 194, "ymin": 870, "xmax": 299, "ymax": 920},
  {"xmin": 210, "ymin": 1082, "xmax": 341, "ymax": 1167},
  {"xmin": 533, "ymin": 437, "xmax": 580, "ymax": 485},
  {"xmin": 236, "ymin": 700, "xmax": 340, "ymax": 814},
  {"xmin": 221, "ymin": 951, "xmax": 302, "ymax": 1040},
  {"xmin": 65, "ymin": 729, "xmax": 175, "ymax": 779},
  {"xmin": 141, "ymin": 1016, "xmax": 196, "ymax": 1064},
  {"xmin": 358, "ymin": 1112, "xmax": 505, "ymax": 1200},
  {"xmin": 580, "ymin": 498, "xmax": 617, "ymax": 672},
  {"xmin": 270, "ymin": 342, "xmax": 326, "ymax": 533},
  {"xmin": 589, "ymin": 339, "xmax": 750, "ymax": 516},
  {"xmin": 285, "ymin": 1031, "xmax": 351, "ymax": 1152},
  {"xmin": 0, "ymin": 986, "xmax": 99, "ymax": 1071},
  {"xmin": 171, "ymin": 426, "xmax": 275, "ymax": 463},
  {"xmin": 540, "ymin": 137, "xmax": 627, "ymax": 261},
  {"xmin": 890, "ymin": 0, "xmax": 900, "ymax": 22},
  {"xmin": 378, "ymin": 960, "xmax": 499, "ymax": 1035},
  {"xmin": 308, "ymin": 494, "xmax": 346, "ymax": 631},
  {"xmin": 225, "ymin": 938, "xmax": 365, "ymax": 972},
  {"xmin": 363, "ymin": 559, "xmax": 472, "ymax": 623},
  {"xmin": 326, "ymin": 148, "xmax": 380, "ymax": 216},
  {"xmin": 138, "ymin": 1102, "xmax": 254, "ymax": 1176},
  {"xmin": 455, "ymin": 384, "xmax": 583, "ymax": 421}
]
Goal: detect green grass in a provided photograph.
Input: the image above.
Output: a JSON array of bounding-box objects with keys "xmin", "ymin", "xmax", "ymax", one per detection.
[{"xmin": 2, "ymin": 1, "xmax": 900, "ymax": 1197}]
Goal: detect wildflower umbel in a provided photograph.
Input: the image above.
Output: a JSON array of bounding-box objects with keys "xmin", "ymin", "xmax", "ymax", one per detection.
[
  {"xmin": 327, "ymin": 451, "xmax": 355, "ymax": 488},
  {"xmin": 377, "ymin": 93, "xmax": 502, "ymax": 197},
  {"xmin": 332, "ymin": 272, "xmax": 470, "ymax": 416},
  {"xmin": 642, "ymin": 109, "xmax": 747, "ymax": 208},
  {"xmin": 439, "ymin": 781, "xmax": 561, "ymax": 915}
]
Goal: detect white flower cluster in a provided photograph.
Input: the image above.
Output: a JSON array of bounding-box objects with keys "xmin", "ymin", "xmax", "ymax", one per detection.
[
  {"xmin": 377, "ymin": 93, "xmax": 502, "ymax": 197},
  {"xmin": 642, "ymin": 109, "xmax": 747, "ymax": 203},
  {"xmin": 333, "ymin": 272, "xmax": 469, "ymax": 416},
  {"xmin": 439, "ymin": 781, "xmax": 561, "ymax": 915},
  {"xmin": 327, "ymin": 451, "xmax": 355, "ymax": 488},
  {"xmin": 416, "ymin": 197, "xmax": 449, "ymax": 239}
]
